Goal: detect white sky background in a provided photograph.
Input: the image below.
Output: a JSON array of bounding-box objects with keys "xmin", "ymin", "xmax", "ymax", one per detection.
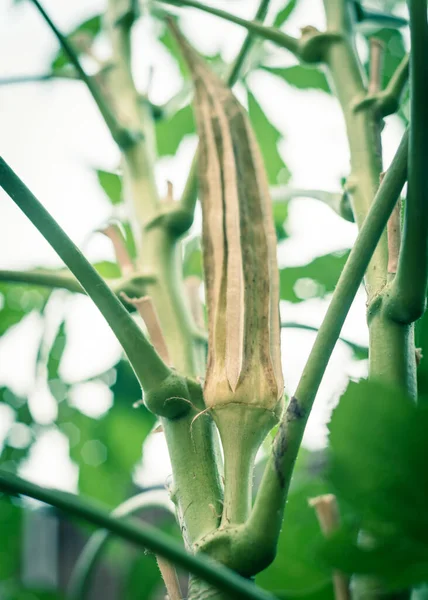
[{"xmin": 0, "ymin": 0, "xmax": 407, "ymax": 491}]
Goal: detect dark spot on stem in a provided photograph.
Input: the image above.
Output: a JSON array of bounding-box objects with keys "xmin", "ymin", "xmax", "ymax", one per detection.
[
  {"xmin": 273, "ymin": 420, "xmax": 287, "ymax": 489},
  {"xmin": 287, "ymin": 396, "xmax": 306, "ymax": 421}
]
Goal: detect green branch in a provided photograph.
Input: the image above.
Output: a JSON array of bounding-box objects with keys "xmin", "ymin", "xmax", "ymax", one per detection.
[
  {"xmin": 0, "ymin": 268, "xmax": 83, "ymax": 293},
  {"xmin": 0, "ymin": 470, "xmax": 275, "ymax": 600},
  {"xmin": 271, "ymin": 186, "xmax": 354, "ymax": 222},
  {"xmin": 68, "ymin": 488, "xmax": 171, "ymax": 600},
  {"xmin": 354, "ymin": 54, "xmax": 410, "ymax": 116},
  {"xmin": 386, "ymin": 2, "xmax": 428, "ymax": 324},
  {"xmin": 0, "ymin": 158, "xmax": 171, "ymax": 392},
  {"xmin": 280, "ymin": 321, "xmax": 368, "ymax": 359},
  {"xmin": 247, "ymin": 129, "xmax": 408, "ymax": 555},
  {"xmin": 0, "ymin": 72, "xmax": 78, "ymax": 85},
  {"xmin": 156, "ymin": 0, "xmax": 299, "ymax": 54},
  {"xmin": 28, "ymin": 0, "xmax": 130, "ymax": 147},
  {"xmin": 178, "ymin": 0, "xmax": 276, "ymax": 227}
]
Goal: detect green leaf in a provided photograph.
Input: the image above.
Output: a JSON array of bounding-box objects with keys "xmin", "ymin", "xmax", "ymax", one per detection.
[
  {"xmin": 158, "ymin": 22, "xmax": 189, "ymax": 76},
  {"xmin": 51, "ymin": 15, "xmax": 102, "ymax": 72},
  {"xmin": 264, "ymin": 65, "xmax": 331, "ymax": 94},
  {"xmin": 47, "ymin": 322, "xmax": 67, "ymax": 381},
  {"xmin": 256, "ymin": 450, "xmax": 333, "ymax": 598},
  {"xmin": 280, "ymin": 250, "xmax": 350, "ymax": 303},
  {"xmin": 92, "ymin": 261, "xmax": 121, "ymax": 279},
  {"xmin": 273, "ymin": 200, "xmax": 289, "ymax": 241},
  {"xmin": 183, "ymin": 236, "xmax": 203, "ymax": 279},
  {"xmin": 248, "ymin": 91, "xmax": 290, "ymax": 185},
  {"xmin": 273, "ymin": 0, "xmax": 298, "ymax": 29},
  {"xmin": 155, "ymin": 104, "xmax": 195, "ymax": 157},
  {"xmin": 364, "ymin": 28, "xmax": 406, "ymax": 91},
  {"xmin": 58, "ymin": 361, "xmax": 155, "ymax": 506},
  {"xmin": 96, "ymin": 170, "xmax": 123, "ymax": 206},
  {"xmin": 0, "ymin": 283, "xmax": 50, "ymax": 336},
  {"xmin": 324, "ymin": 379, "xmax": 428, "ymax": 589},
  {"xmin": 0, "ymin": 497, "xmax": 21, "ymax": 581}
]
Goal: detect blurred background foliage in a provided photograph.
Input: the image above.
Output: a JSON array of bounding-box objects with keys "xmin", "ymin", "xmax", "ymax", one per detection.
[{"xmin": 1, "ymin": 0, "xmax": 426, "ymax": 598}]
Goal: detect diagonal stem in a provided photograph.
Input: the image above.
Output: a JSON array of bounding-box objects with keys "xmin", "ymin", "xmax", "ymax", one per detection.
[
  {"xmin": 0, "ymin": 470, "xmax": 275, "ymax": 600},
  {"xmin": 0, "ymin": 158, "xmax": 170, "ymax": 392},
  {"xmin": 247, "ymin": 129, "xmax": 408, "ymax": 556}
]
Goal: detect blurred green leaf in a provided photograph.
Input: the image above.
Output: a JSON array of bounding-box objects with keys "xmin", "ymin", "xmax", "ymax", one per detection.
[
  {"xmin": 155, "ymin": 104, "xmax": 195, "ymax": 157},
  {"xmin": 273, "ymin": 0, "xmax": 298, "ymax": 28},
  {"xmin": 256, "ymin": 450, "xmax": 333, "ymax": 598},
  {"xmin": 248, "ymin": 92, "xmax": 290, "ymax": 185},
  {"xmin": 0, "ymin": 284, "xmax": 50, "ymax": 336},
  {"xmin": 97, "ymin": 170, "xmax": 123, "ymax": 206},
  {"xmin": 0, "ymin": 497, "xmax": 21, "ymax": 582},
  {"xmin": 323, "ymin": 379, "xmax": 428, "ymax": 589},
  {"xmin": 92, "ymin": 261, "xmax": 121, "ymax": 279},
  {"xmin": 364, "ymin": 28, "xmax": 406, "ymax": 91},
  {"xmin": 58, "ymin": 361, "xmax": 155, "ymax": 506},
  {"xmin": 273, "ymin": 200, "xmax": 289, "ymax": 241},
  {"xmin": 183, "ymin": 236, "xmax": 203, "ymax": 279},
  {"xmin": 280, "ymin": 250, "xmax": 349, "ymax": 303},
  {"xmin": 47, "ymin": 322, "xmax": 66, "ymax": 382},
  {"xmin": 264, "ymin": 65, "xmax": 331, "ymax": 93},
  {"xmin": 51, "ymin": 15, "xmax": 102, "ymax": 72}
]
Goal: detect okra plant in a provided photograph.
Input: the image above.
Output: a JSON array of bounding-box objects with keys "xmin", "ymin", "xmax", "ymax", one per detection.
[{"xmin": 0, "ymin": 0, "xmax": 427, "ymax": 599}]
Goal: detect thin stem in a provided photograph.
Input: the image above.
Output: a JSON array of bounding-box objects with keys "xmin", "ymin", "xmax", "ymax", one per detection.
[
  {"xmin": 386, "ymin": 0, "xmax": 428, "ymax": 324},
  {"xmin": 280, "ymin": 321, "xmax": 368, "ymax": 359},
  {"xmin": 156, "ymin": 0, "xmax": 299, "ymax": 54},
  {"xmin": 68, "ymin": 488, "xmax": 170, "ymax": 600},
  {"xmin": 178, "ymin": 0, "xmax": 276, "ymax": 227},
  {"xmin": 270, "ymin": 186, "xmax": 354, "ymax": 221},
  {"xmin": 0, "ymin": 158, "xmax": 170, "ymax": 392},
  {"xmin": 0, "ymin": 268, "xmax": 83, "ymax": 293},
  {"xmin": 227, "ymin": 0, "xmax": 271, "ymax": 86},
  {"xmin": 0, "ymin": 73, "xmax": 78, "ymax": 85},
  {"xmin": 29, "ymin": 0, "xmax": 129, "ymax": 147},
  {"xmin": 0, "ymin": 470, "xmax": 275, "ymax": 600},
  {"xmin": 156, "ymin": 556, "xmax": 183, "ymax": 600},
  {"xmin": 247, "ymin": 129, "xmax": 408, "ymax": 555},
  {"xmin": 368, "ymin": 38, "xmax": 384, "ymax": 95}
]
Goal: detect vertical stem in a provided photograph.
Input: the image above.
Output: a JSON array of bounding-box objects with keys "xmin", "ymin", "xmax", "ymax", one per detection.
[
  {"xmin": 323, "ymin": 0, "xmax": 386, "ymax": 297},
  {"xmin": 105, "ymin": 0, "xmax": 222, "ymax": 547}
]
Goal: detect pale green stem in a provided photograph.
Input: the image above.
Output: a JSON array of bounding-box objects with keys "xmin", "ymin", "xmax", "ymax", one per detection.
[
  {"xmin": 156, "ymin": 0, "xmax": 299, "ymax": 54},
  {"xmin": 106, "ymin": 0, "xmax": 222, "ymax": 549},
  {"xmin": 248, "ymin": 129, "xmax": 408, "ymax": 556},
  {"xmin": 280, "ymin": 322, "xmax": 368, "ymax": 359},
  {"xmin": 0, "ymin": 158, "xmax": 170, "ymax": 393},
  {"xmin": 0, "ymin": 470, "xmax": 275, "ymax": 600},
  {"xmin": 385, "ymin": 1, "xmax": 428, "ymax": 325},
  {"xmin": 68, "ymin": 488, "xmax": 171, "ymax": 600},
  {"xmin": 323, "ymin": 0, "xmax": 387, "ymax": 298},
  {"xmin": 0, "ymin": 268, "xmax": 83, "ymax": 293}
]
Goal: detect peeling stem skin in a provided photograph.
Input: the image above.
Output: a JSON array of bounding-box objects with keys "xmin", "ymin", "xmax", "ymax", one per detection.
[
  {"xmin": 248, "ymin": 130, "xmax": 408, "ymax": 556},
  {"xmin": 105, "ymin": 0, "xmax": 222, "ymax": 547}
]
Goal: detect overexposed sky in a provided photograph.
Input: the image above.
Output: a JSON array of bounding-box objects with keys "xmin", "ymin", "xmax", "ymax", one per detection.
[{"xmin": 0, "ymin": 0, "xmax": 406, "ymax": 490}]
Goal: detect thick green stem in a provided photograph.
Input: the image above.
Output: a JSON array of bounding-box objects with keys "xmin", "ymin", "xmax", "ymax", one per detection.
[
  {"xmin": 247, "ymin": 130, "xmax": 408, "ymax": 556},
  {"xmin": 323, "ymin": 0, "xmax": 387, "ymax": 298},
  {"xmin": 0, "ymin": 158, "xmax": 171, "ymax": 393},
  {"xmin": 106, "ymin": 0, "xmax": 222, "ymax": 548},
  {"xmin": 386, "ymin": 0, "xmax": 428, "ymax": 325},
  {"xmin": 0, "ymin": 471, "xmax": 275, "ymax": 600}
]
